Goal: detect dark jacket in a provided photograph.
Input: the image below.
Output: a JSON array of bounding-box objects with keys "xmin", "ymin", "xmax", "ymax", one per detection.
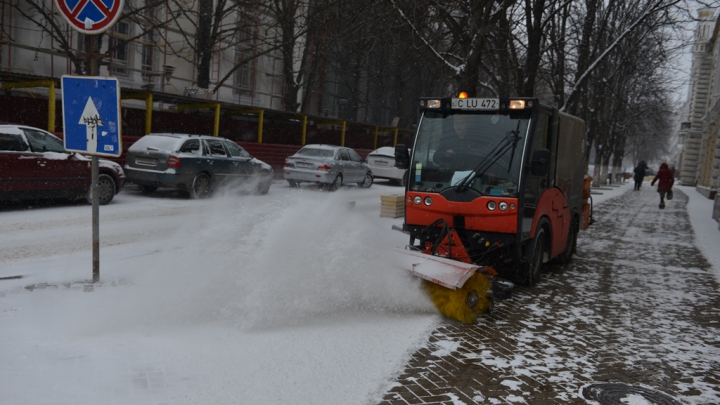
[
  {"xmin": 633, "ymin": 164, "xmax": 646, "ymax": 181},
  {"xmin": 651, "ymin": 163, "xmax": 674, "ymax": 192}
]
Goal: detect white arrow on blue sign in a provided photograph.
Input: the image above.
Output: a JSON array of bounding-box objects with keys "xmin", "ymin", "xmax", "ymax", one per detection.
[{"xmin": 61, "ymin": 75, "xmax": 122, "ymax": 157}]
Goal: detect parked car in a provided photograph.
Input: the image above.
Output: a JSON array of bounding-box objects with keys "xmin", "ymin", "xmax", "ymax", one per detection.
[
  {"xmin": 366, "ymin": 146, "xmax": 409, "ymax": 186},
  {"xmin": 0, "ymin": 124, "xmax": 125, "ymax": 205},
  {"xmin": 124, "ymin": 133, "xmax": 274, "ymax": 198},
  {"xmin": 283, "ymin": 144, "xmax": 373, "ymax": 190}
]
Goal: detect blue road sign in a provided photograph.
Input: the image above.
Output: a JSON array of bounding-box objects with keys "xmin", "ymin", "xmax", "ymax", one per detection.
[{"xmin": 61, "ymin": 75, "xmax": 122, "ymax": 157}]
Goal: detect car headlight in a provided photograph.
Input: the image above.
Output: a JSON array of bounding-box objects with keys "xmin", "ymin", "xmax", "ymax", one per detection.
[{"xmin": 487, "ymin": 201, "xmax": 496, "ymax": 211}]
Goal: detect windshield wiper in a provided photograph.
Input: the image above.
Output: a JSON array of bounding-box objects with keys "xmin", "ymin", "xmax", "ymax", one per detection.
[{"xmin": 455, "ymin": 123, "xmax": 522, "ymax": 192}]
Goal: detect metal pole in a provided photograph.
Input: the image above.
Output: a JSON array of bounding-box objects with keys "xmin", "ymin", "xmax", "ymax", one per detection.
[{"xmin": 90, "ymin": 35, "xmax": 100, "ymax": 283}]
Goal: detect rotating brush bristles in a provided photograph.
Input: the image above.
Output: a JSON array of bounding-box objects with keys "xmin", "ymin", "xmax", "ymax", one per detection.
[{"xmin": 422, "ymin": 273, "xmax": 493, "ymax": 324}]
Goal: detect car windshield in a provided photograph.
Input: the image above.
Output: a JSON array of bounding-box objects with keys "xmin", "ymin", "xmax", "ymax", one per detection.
[
  {"xmin": 409, "ymin": 110, "xmax": 531, "ymax": 197},
  {"xmin": 130, "ymin": 135, "xmax": 181, "ymax": 152},
  {"xmin": 296, "ymin": 147, "xmax": 334, "ymax": 158}
]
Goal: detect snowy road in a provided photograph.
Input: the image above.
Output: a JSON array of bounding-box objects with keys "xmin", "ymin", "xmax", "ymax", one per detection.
[{"xmin": 0, "ymin": 181, "xmax": 440, "ymax": 405}]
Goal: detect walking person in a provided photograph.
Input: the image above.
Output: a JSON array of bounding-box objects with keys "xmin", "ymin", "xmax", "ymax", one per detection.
[
  {"xmin": 650, "ymin": 162, "xmax": 674, "ymax": 209},
  {"xmin": 633, "ymin": 160, "xmax": 647, "ymax": 191}
]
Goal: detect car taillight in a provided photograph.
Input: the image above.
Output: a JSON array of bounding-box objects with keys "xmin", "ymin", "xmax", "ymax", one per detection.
[
  {"xmin": 285, "ymin": 160, "xmax": 292, "ymax": 166},
  {"xmin": 317, "ymin": 164, "xmax": 331, "ymax": 171},
  {"xmin": 168, "ymin": 155, "xmax": 182, "ymax": 168}
]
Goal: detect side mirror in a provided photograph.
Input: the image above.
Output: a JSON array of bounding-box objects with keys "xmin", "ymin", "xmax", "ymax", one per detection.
[
  {"xmin": 530, "ymin": 148, "xmax": 551, "ymax": 176},
  {"xmin": 394, "ymin": 144, "xmax": 410, "ymax": 169}
]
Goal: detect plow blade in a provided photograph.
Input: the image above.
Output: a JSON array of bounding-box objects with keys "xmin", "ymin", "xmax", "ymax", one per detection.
[
  {"xmin": 393, "ymin": 248, "xmax": 495, "ymax": 323},
  {"xmin": 393, "ymin": 248, "xmax": 479, "ymax": 289}
]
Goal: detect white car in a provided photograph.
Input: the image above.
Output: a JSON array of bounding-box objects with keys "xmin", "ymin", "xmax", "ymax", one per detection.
[{"xmin": 366, "ymin": 146, "xmax": 408, "ymax": 186}]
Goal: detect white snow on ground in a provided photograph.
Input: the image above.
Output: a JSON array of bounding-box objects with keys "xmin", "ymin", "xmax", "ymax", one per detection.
[{"xmin": 0, "ymin": 179, "xmax": 718, "ymax": 405}]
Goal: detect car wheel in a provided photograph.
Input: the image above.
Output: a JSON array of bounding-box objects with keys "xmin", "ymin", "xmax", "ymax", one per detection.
[
  {"xmin": 256, "ymin": 179, "xmax": 271, "ymax": 195},
  {"xmin": 328, "ymin": 175, "xmax": 342, "ymax": 191},
  {"xmin": 141, "ymin": 185, "xmax": 158, "ymax": 194},
  {"xmin": 555, "ymin": 220, "xmax": 577, "ymax": 264},
  {"xmin": 396, "ymin": 171, "xmax": 407, "ymax": 187},
  {"xmin": 86, "ymin": 174, "xmax": 116, "ymax": 206},
  {"xmin": 518, "ymin": 228, "xmax": 546, "ymax": 286},
  {"xmin": 190, "ymin": 173, "xmax": 212, "ymax": 199},
  {"xmin": 358, "ymin": 172, "xmax": 373, "ymax": 188},
  {"xmin": 288, "ymin": 180, "xmax": 300, "ymax": 188}
]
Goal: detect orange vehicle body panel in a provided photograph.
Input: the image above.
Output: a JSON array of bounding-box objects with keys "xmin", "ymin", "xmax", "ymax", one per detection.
[
  {"xmin": 405, "ymin": 192, "xmax": 518, "ymax": 234},
  {"xmin": 530, "ymin": 188, "xmax": 570, "ymax": 258}
]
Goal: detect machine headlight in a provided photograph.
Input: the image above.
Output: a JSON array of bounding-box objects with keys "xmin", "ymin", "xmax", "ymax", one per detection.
[
  {"xmin": 499, "ymin": 202, "xmax": 508, "ymax": 211},
  {"xmin": 414, "ymin": 196, "xmax": 422, "ymax": 205},
  {"xmin": 487, "ymin": 201, "xmax": 497, "ymax": 211},
  {"xmin": 424, "ymin": 197, "xmax": 433, "ymax": 206},
  {"xmin": 426, "ymin": 99, "xmax": 441, "ymax": 109}
]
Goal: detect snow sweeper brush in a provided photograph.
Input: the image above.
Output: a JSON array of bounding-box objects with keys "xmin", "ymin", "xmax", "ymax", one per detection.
[{"xmin": 393, "ymin": 248, "xmax": 503, "ymax": 323}]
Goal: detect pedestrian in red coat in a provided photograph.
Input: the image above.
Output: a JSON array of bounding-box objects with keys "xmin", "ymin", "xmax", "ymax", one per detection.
[{"xmin": 651, "ymin": 162, "xmax": 674, "ymax": 209}]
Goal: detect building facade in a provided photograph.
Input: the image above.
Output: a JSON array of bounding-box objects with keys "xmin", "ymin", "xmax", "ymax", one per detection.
[{"xmin": 679, "ymin": 8, "xmax": 720, "ymax": 200}]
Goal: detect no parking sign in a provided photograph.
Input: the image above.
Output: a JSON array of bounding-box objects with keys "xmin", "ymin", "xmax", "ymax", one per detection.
[{"xmin": 54, "ymin": 0, "xmax": 125, "ymax": 34}]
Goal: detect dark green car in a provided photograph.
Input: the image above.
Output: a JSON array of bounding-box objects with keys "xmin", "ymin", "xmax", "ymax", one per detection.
[{"xmin": 124, "ymin": 134, "xmax": 274, "ymax": 198}]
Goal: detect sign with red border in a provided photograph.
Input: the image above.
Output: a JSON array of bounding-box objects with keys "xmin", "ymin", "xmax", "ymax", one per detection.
[{"xmin": 54, "ymin": 0, "xmax": 125, "ymax": 35}]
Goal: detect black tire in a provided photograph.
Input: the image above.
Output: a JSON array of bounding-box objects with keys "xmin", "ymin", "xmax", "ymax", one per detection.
[
  {"xmin": 519, "ymin": 228, "xmax": 546, "ymax": 286},
  {"xmin": 190, "ymin": 173, "xmax": 212, "ymax": 199},
  {"xmin": 328, "ymin": 175, "xmax": 342, "ymax": 191},
  {"xmin": 555, "ymin": 221, "xmax": 577, "ymax": 264},
  {"xmin": 288, "ymin": 180, "xmax": 300, "ymax": 188},
  {"xmin": 86, "ymin": 173, "xmax": 116, "ymax": 206},
  {"xmin": 358, "ymin": 172, "xmax": 373, "ymax": 188},
  {"xmin": 141, "ymin": 185, "xmax": 158, "ymax": 194},
  {"xmin": 256, "ymin": 179, "xmax": 271, "ymax": 195}
]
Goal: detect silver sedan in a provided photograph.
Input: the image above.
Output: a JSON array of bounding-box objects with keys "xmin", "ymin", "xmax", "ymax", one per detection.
[{"xmin": 283, "ymin": 144, "xmax": 373, "ymax": 190}]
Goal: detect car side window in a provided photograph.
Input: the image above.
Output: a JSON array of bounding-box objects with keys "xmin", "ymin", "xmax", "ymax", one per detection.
[
  {"xmin": 0, "ymin": 133, "xmax": 29, "ymax": 152},
  {"xmin": 179, "ymin": 139, "xmax": 203, "ymax": 155},
  {"xmin": 224, "ymin": 141, "xmax": 251, "ymax": 158},
  {"xmin": 348, "ymin": 149, "xmax": 363, "ymax": 162},
  {"xmin": 339, "ymin": 150, "xmax": 350, "ymax": 161},
  {"xmin": 23, "ymin": 129, "xmax": 66, "ymax": 153},
  {"xmin": 205, "ymin": 140, "xmax": 228, "ymax": 157}
]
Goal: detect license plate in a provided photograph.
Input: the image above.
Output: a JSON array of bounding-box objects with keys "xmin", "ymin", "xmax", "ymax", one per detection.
[
  {"xmin": 135, "ymin": 157, "xmax": 157, "ymax": 167},
  {"xmin": 451, "ymin": 98, "xmax": 499, "ymax": 110},
  {"xmin": 374, "ymin": 160, "xmax": 388, "ymax": 166},
  {"xmin": 295, "ymin": 162, "xmax": 313, "ymax": 168}
]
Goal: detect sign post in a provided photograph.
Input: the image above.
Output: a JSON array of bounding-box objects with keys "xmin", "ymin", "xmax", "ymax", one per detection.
[{"xmin": 56, "ymin": 0, "xmax": 124, "ymax": 283}]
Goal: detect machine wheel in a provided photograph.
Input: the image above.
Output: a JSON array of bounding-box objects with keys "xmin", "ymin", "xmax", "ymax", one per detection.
[
  {"xmin": 520, "ymin": 228, "xmax": 546, "ymax": 286},
  {"xmin": 288, "ymin": 180, "xmax": 300, "ymax": 188},
  {"xmin": 422, "ymin": 273, "xmax": 493, "ymax": 324},
  {"xmin": 328, "ymin": 175, "xmax": 342, "ymax": 191},
  {"xmin": 358, "ymin": 172, "xmax": 373, "ymax": 188},
  {"xmin": 555, "ymin": 221, "xmax": 577, "ymax": 264},
  {"xmin": 190, "ymin": 173, "xmax": 212, "ymax": 199},
  {"xmin": 86, "ymin": 174, "xmax": 116, "ymax": 206},
  {"xmin": 141, "ymin": 185, "xmax": 158, "ymax": 194}
]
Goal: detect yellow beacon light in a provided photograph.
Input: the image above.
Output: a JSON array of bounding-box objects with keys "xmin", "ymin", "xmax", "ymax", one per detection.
[{"xmin": 458, "ymin": 92, "xmax": 468, "ymax": 99}]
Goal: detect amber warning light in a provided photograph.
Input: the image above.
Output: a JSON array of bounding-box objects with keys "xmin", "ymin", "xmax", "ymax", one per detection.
[{"xmin": 458, "ymin": 92, "xmax": 468, "ymax": 99}]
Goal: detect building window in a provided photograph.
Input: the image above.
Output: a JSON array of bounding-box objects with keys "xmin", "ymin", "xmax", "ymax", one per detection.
[
  {"xmin": 140, "ymin": 29, "xmax": 155, "ymax": 82},
  {"xmin": 234, "ymin": 47, "xmax": 255, "ymax": 95},
  {"xmin": 109, "ymin": 20, "xmax": 131, "ymax": 76}
]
